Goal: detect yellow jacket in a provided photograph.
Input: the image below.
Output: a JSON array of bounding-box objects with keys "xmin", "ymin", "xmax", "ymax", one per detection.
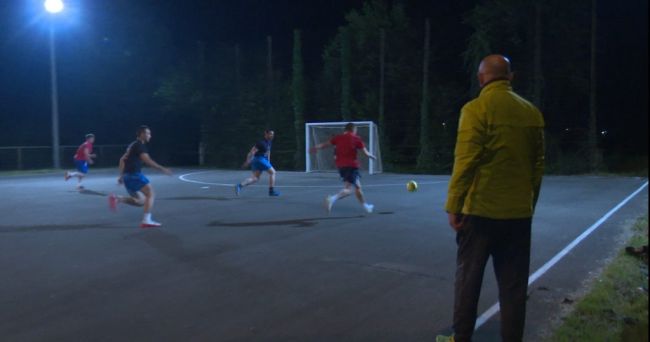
[{"xmin": 445, "ymin": 80, "xmax": 545, "ymax": 219}]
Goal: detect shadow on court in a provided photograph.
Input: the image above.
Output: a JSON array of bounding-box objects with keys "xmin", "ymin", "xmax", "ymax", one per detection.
[
  {"xmin": 208, "ymin": 215, "xmax": 365, "ymax": 228},
  {"xmin": 0, "ymin": 223, "xmax": 115, "ymax": 233},
  {"xmin": 161, "ymin": 195, "xmax": 232, "ymax": 201},
  {"xmin": 78, "ymin": 188, "xmax": 108, "ymax": 196}
]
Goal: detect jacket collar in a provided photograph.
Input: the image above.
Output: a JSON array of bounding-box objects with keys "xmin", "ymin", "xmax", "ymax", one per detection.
[{"xmin": 480, "ymin": 79, "xmax": 512, "ymax": 96}]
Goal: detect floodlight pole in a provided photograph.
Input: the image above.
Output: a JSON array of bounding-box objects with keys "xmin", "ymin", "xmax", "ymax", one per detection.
[{"xmin": 49, "ymin": 26, "xmax": 60, "ymax": 169}]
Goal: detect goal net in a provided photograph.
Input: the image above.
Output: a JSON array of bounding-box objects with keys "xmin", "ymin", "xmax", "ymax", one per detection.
[{"xmin": 305, "ymin": 121, "xmax": 383, "ymax": 174}]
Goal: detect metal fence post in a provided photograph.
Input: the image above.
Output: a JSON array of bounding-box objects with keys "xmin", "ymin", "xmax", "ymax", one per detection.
[
  {"xmin": 199, "ymin": 142, "xmax": 205, "ymax": 166},
  {"xmin": 17, "ymin": 147, "xmax": 23, "ymax": 170}
]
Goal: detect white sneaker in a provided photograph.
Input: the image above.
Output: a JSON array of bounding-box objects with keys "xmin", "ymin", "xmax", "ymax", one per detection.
[
  {"xmin": 325, "ymin": 195, "xmax": 336, "ymax": 213},
  {"xmin": 363, "ymin": 203, "xmax": 374, "ymax": 214},
  {"xmin": 140, "ymin": 220, "xmax": 162, "ymax": 228}
]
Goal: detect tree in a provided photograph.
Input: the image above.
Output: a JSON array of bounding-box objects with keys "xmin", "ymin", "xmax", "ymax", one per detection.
[
  {"xmin": 588, "ymin": 0, "xmax": 602, "ymax": 171},
  {"xmin": 340, "ymin": 27, "xmax": 352, "ymax": 121},
  {"xmin": 416, "ymin": 19, "xmax": 434, "ymax": 171},
  {"xmin": 292, "ymin": 30, "xmax": 306, "ymax": 170},
  {"xmin": 321, "ymin": 0, "xmax": 419, "ymax": 168},
  {"xmin": 463, "ymin": 0, "xmax": 601, "ymax": 174},
  {"xmin": 266, "ymin": 36, "xmax": 275, "ymax": 127},
  {"xmin": 377, "ymin": 28, "xmax": 390, "ymax": 167}
]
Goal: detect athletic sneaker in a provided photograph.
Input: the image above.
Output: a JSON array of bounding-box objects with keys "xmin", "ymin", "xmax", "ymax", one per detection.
[
  {"xmin": 108, "ymin": 193, "xmax": 118, "ymax": 212},
  {"xmin": 363, "ymin": 203, "xmax": 374, "ymax": 214},
  {"xmin": 435, "ymin": 335, "xmax": 455, "ymax": 342},
  {"xmin": 269, "ymin": 190, "xmax": 280, "ymax": 196},
  {"xmin": 235, "ymin": 184, "xmax": 242, "ymax": 196},
  {"xmin": 325, "ymin": 195, "xmax": 335, "ymax": 213},
  {"xmin": 140, "ymin": 220, "xmax": 162, "ymax": 228},
  {"xmin": 64, "ymin": 171, "xmax": 71, "ymax": 181}
]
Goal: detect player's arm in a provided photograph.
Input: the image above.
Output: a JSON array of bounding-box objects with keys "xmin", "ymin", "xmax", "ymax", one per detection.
[
  {"xmin": 242, "ymin": 146, "xmax": 257, "ymax": 168},
  {"xmin": 83, "ymin": 147, "xmax": 94, "ymax": 164},
  {"xmin": 309, "ymin": 141, "xmax": 332, "ymax": 153},
  {"xmin": 444, "ymin": 104, "xmax": 486, "ymax": 229},
  {"xmin": 361, "ymin": 147, "xmax": 376, "ymax": 160},
  {"xmin": 118, "ymin": 152, "xmax": 128, "ymax": 184},
  {"xmin": 140, "ymin": 153, "xmax": 172, "ymax": 175}
]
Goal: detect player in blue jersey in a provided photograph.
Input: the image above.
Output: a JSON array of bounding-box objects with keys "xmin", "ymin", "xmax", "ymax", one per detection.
[
  {"xmin": 108, "ymin": 125, "xmax": 172, "ymax": 228},
  {"xmin": 235, "ymin": 129, "xmax": 280, "ymax": 196}
]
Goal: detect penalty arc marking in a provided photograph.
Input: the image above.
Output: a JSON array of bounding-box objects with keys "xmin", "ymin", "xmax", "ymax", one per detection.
[{"xmin": 178, "ymin": 170, "xmax": 446, "ymax": 189}]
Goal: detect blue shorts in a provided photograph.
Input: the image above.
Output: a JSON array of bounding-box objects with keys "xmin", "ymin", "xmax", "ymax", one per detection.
[
  {"xmin": 122, "ymin": 173, "xmax": 150, "ymax": 197},
  {"xmin": 251, "ymin": 156, "xmax": 273, "ymax": 172},
  {"xmin": 338, "ymin": 167, "xmax": 361, "ymax": 187},
  {"xmin": 74, "ymin": 159, "xmax": 89, "ymax": 174}
]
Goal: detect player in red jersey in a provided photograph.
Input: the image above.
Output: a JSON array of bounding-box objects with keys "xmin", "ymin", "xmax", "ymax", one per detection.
[
  {"xmin": 309, "ymin": 123, "xmax": 376, "ymax": 214},
  {"xmin": 64, "ymin": 133, "xmax": 96, "ymax": 190}
]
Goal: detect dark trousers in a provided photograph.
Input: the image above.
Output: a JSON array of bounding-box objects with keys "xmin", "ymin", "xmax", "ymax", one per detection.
[{"xmin": 452, "ymin": 215, "xmax": 532, "ymax": 342}]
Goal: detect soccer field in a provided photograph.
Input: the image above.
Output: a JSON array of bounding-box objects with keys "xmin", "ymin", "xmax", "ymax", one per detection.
[{"xmin": 0, "ymin": 169, "xmax": 647, "ymax": 341}]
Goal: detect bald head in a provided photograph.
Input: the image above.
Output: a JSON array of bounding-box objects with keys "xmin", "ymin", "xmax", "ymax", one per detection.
[{"xmin": 477, "ymin": 54, "xmax": 513, "ymax": 88}]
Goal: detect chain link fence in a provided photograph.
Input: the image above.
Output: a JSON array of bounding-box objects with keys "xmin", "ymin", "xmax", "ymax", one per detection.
[{"xmin": 0, "ymin": 144, "xmax": 199, "ymax": 171}]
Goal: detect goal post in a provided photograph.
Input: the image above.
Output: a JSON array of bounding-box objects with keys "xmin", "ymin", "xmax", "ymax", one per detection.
[{"xmin": 305, "ymin": 121, "xmax": 383, "ymax": 174}]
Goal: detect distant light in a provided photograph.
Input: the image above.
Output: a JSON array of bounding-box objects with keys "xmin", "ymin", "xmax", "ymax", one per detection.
[
  {"xmin": 564, "ymin": 128, "xmax": 570, "ymax": 132},
  {"xmin": 600, "ymin": 130, "xmax": 608, "ymax": 136},
  {"xmin": 44, "ymin": 0, "xmax": 64, "ymax": 14}
]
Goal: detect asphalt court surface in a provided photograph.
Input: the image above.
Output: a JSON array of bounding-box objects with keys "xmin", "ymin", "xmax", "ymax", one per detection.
[{"xmin": 0, "ymin": 169, "xmax": 647, "ymax": 341}]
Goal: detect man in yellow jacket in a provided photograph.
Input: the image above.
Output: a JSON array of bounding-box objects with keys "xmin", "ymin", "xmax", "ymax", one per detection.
[{"xmin": 439, "ymin": 55, "xmax": 545, "ymax": 342}]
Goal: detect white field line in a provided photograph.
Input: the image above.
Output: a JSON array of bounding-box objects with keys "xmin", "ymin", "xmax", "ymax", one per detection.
[
  {"xmin": 178, "ymin": 171, "xmax": 446, "ymax": 188},
  {"xmin": 474, "ymin": 181, "xmax": 649, "ymax": 330}
]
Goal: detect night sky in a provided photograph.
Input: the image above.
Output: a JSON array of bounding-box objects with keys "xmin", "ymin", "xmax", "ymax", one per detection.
[{"xmin": 0, "ymin": 1, "xmax": 647, "ymax": 163}]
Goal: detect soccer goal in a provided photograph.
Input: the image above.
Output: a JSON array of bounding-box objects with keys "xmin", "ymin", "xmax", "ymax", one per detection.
[{"xmin": 305, "ymin": 121, "xmax": 383, "ymax": 174}]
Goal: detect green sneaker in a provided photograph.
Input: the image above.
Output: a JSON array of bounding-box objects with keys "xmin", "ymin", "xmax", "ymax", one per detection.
[{"xmin": 435, "ymin": 335, "xmax": 455, "ymax": 342}]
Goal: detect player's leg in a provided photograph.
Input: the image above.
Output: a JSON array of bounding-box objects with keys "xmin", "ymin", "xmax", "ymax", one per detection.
[
  {"xmin": 73, "ymin": 161, "xmax": 89, "ymax": 189},
  {"xmin": 325, "ymin": 183, "xmax": 353, "ymax": 213},
  {"xmin": 76, "ymin": 173, "xmax": 86, "ymax": 189},
  {"xmin": 267, "ymin": 167, "xmax": 279, "ymax": 196},
  {"xmin": 353, "ymin": 178, "xmax": 374, "ymax": 213},
  {"xmin": 236, "ymin": 170, "xmax": 261, "ymax": 196},
  {"xmin": 66, "ymin": 171, "xmax": 81, "ymax": 179},
  {"xmin": 139, "ymin": 184, "xmax": 160, "ymax": 227},
  {"xmin": 65, "ymin": 158, "xmax": 76, "ymax": 181},
  {"xmin": 325, "ymin": 168, "xmax": 355, "ymax": 213},
  {"xmin": 110, "ymin": 173, "xmax": 149, "ymax": 214},
  {"xmin": 123, "ymin": 192, "xmax": 145, "ymax": 206},
  {"xmin": 242, "ymin": 171, "xmax": 261, "ymax": 186}
]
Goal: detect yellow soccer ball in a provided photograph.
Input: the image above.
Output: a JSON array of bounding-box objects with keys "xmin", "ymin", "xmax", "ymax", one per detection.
[{"xmin": 406, "ymin": 180, "xmax": 418, "ymax": 192}]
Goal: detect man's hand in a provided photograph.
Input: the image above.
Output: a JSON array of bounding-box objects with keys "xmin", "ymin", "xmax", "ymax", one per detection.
[
  {"xmin": 161, "ymin": 167, "xmax": 173, "ymax": 176},
  {"xmin": 241, "ymin": 158, "xmax": 252, "ymax": 169},
  {"xmin": 117, "ymin": 176, "xmax": 124, "ymax": 185},
  {"xmin": 447, "ymin": 212, "xmax": 466, "ymax": 232}
]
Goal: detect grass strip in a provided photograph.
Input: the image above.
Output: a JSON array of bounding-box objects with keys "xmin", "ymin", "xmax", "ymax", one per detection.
[{"xmin": 549, "ymin": 216, "xmax": 648, "ymax": 341}]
